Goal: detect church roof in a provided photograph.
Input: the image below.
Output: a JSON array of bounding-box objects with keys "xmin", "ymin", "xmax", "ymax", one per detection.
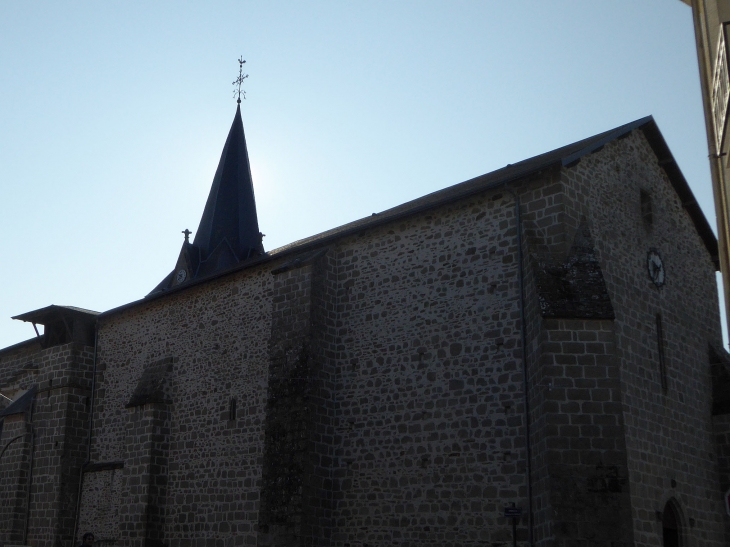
[
  {"xmin": 150, "ymin": 105, "xmax": 264, "ymax": 294},
  {"xmin": 102, "ymin": 115, "xmax": 717, "ymax": 318},
  {"xmin": 272, "ymin": 116, "xmax": 718, "ymax": 268},
  {"xmin": 0, "ymin": 385, "xmax": 36, "ymax": 417},
  {"xmin": 12, "ymin": 305, "xmax": 100, "ymax": 324},
  {"xmin": 11, "ymin": 305, "xmax": 99, "ymax": 348},
  {"xmin": 193, "ymin": 104, "xmax": 263, "ymax": 261}
]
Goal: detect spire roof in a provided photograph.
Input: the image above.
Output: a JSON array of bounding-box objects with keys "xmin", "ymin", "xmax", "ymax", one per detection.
[
  {"xmin": 194, "ymin": 104, "xmax": 263, "ymax": 261},
  {"xmin": 149, "ymin": 105, "xmax": 264, "ymax": 295}
]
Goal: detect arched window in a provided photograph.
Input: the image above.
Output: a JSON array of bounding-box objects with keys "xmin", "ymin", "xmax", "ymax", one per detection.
[{"xmin": 662, "ymin": 500, "xmax": 682, "ymax": 547}]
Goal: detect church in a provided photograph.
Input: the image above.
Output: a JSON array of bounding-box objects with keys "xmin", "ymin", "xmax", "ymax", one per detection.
[{"xmin": 1, "ymin": 102, "xmax": 729, "ymax": 547}]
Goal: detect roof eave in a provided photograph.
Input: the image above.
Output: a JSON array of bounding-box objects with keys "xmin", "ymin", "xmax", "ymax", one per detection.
[
  {"xmin": 0, "ymin": 336, "xmax": 43, "ymax": 358},
  {"xmin": 12, "ymin": 305, "xmax": 101, "ymax": 325}
]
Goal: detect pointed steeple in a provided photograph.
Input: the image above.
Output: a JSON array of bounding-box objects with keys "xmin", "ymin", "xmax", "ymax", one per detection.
[
  {"xmin": 149, "ymin": 105, "xmax": 264, "ymax": 295},
  {"xmin": 194, "ymin": 104, "xmax": 263, "ymax": 261}
]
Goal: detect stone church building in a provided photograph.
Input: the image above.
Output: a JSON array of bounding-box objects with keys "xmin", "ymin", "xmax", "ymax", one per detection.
[{"xmin": 1, "ymin": 106, "xmax": 729, "ymax": 547}]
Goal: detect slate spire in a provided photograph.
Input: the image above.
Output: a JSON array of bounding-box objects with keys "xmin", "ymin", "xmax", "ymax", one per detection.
[
  {"xmin": 149, "ymin": 105, "xmax": 264, "ymax": 295},
  {"xmin": 194, "ymin": 104, "xmax": 263, "ymax": 262}
]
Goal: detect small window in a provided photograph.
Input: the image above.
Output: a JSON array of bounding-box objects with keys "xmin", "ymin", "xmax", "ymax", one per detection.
[
  {"xmin": 641, "ymin": 190, "xmax": 653, "ymax": 227},
  {"xmin": 228, "ymin": 398, "xmax": 237, "ymax": 421},
  {"xmin": 656, "ymin": 314, "xmax": 667, "ymax": 393}
]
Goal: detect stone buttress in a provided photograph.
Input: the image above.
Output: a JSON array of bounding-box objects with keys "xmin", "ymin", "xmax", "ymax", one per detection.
[
  {"xmin": 258, "ymin": 249, "xmax": 339, "ymax": 547},
  {"xmin": 118, "ymin": 357, "xmax": 174, "ymax": 547},
  {"xmin": 0, "ymin": 339, "xmax": 95, "ymax": 547}
]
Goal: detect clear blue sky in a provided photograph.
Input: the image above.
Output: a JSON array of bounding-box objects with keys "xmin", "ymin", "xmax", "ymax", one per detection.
[{"xmin": 0, "ymin": 1, "xmax": 722, "ymax": 348}]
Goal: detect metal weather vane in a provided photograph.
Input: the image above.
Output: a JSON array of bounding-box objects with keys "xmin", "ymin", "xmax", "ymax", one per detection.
[{"xmin": 233, "ymin": 56, "xmax": 248, "ymax": 104}]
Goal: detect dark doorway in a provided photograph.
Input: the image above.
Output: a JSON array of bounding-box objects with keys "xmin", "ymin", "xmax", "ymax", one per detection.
[{"xmin": 662, "ymin": 500, "xmax": 681, "ymax": 547}]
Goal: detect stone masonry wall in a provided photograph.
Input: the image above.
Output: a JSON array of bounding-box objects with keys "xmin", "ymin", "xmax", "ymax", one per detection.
[
  {"xmin": 306, "ymin": 251, "xmax": 340, "ymax": 544},
  {"xmin": 25, "ymin": 342, "xmax": 94, "ymax": 547},
  {"xmin": 517, "ymin": 167, "xmax": 636, "ymax": 545},
  {"xmin": 119, "ymin": 403, "xmax": 171, "ymax": 547},
  {"xmin": 78, "ymin": 467, "xmax": 123, "ymax": 544},
  {"xmin": 258, "ymin": 250, "xmax": 338, "ymax": 547},
  {"xmin": 518, "ymin": 168, "xmax": 566, "ymax": 546},
  {"xmin": 0, "ymin": 339, "xmax": 43, "ymax": 405},
  {"xmin": 0, "ymin": 337, "xmax": 44, "ymax": 545},
  {"xmin": 258, "ymin": 263, "xmax": 315, "ymax": 545},
  {"xmin": 0, "ymin": 339, "xmax": 43, "ymax": 546},
  {"xmin": 0, "ymin": 340, "xmax": 39, "ymax": 373},
  {"xmin": 712, "ymin": 413, "xmax": 730, "ymax": 541},
  {"xmin": 529, "ymin": 318, "xmax": 634, "ymax": 546},
  {"xmin": 89, "ymin": 265, "xmax": 273, "ymax": 547},
  {"xmin": 0, "ymin": 414, "xmax": 32, "ymax": 546},
  {"xmin": 562, "ymin": 131, "xmax": 726, "ymax": 546},
  {"xmin": 328, "ymin": 189, "xmax": 528, "ymax": 546},
  {"xmin": 86, "ymin": 181, "xmax": 536, "ymax": 547},
  {"xmin": 0, "ymin": 341, "xmax": 94, "ymax": 547}
]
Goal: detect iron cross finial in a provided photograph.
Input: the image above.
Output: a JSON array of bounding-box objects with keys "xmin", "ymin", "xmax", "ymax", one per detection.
[
  {"xmin": 182, "ymin": 229, "xmax": 192, "ymax": 243},
  {"xmin": 233, "ymin": 56, "xmax": 248, "ymax": 104}
]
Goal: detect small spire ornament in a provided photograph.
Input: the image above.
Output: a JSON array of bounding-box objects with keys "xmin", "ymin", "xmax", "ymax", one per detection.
[
  {"xmin": 233, "ymin": 56, "xmax": 248, "ymax": 104},
  {"xmin": 182, "ymin": 229, "xmax": 192, "ymax": 243}
]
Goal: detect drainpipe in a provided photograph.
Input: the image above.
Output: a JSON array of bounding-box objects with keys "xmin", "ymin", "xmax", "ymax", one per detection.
[
  {"xmin": 503, "ymin": 187, "xmax": 534, "ymax": 547},
  {"xmin": 23, "ymin": 398, "xmax": 35, "ymax": 545},
  {"xmin": 72, "ymin": 322, "xmax": 99, "ymax": 546}
]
